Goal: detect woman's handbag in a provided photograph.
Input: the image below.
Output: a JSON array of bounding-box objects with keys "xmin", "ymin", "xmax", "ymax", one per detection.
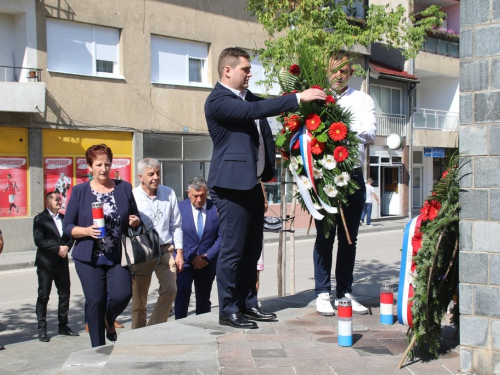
[{"xmin": 121, "ymin": 226, "xmax": 162, "ymax": 276}]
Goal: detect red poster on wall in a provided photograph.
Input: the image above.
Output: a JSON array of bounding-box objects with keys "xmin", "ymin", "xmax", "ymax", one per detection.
[
  {"xmin": 76, "ymin": 157, "xmax": 91, "ymax": 185},
  {"xmin": 44, "ymin": 157, "xmax": 74, "ymax": 214},
  {"xmin": 0, "ymin": 157, "xmax": 28, "ymax": 217},
  {"xmin": 110, "ymin": 158, "xmax": 131, "ymax": 183}
]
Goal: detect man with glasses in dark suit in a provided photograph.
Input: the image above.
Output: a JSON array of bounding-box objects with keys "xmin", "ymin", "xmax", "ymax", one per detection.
[
  {"xmin": 33, "ymin": 191, "xmax": 78, "ymax": 342},
  {"xmin": 131, "ymin": 158, "xmax": 184, "ymax": 328}
]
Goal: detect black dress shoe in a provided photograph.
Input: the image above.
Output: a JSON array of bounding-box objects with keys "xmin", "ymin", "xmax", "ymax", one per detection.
[
  {"xmin": 242, "ymin": 307, "xmax": 277, "ymax": 321},
  {"xmin": 58, "ymin": 326, "xmax": 79, "ymax": 337},
  {"xmin": 38, "ymin": 328, "xmax": 50, "ymax": 342},
  {"xmin": 106, "ymin": 330, "xmax": 117, "ymax": 342},
  {"xmin": 219, "ymin": 312, "xmax": 258, "ymax": 329}
]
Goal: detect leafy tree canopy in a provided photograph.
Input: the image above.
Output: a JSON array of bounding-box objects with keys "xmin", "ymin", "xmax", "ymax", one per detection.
[{"xmin": 246, "ymin": 0, "xmax": 445, "ymax": 85}]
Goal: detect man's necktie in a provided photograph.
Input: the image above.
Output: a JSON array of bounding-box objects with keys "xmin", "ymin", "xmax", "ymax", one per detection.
[{"xmin": 197, "ymin": 208, "xmax": 204, "ymax": 241}]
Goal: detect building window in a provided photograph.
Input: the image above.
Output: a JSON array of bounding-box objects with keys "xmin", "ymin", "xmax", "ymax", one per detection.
[
  {"xmin": 371, "ymin": 85, "xmax": 402, "ymax": 115},
  {"xmin": 47, "ymin": 19, "xmax": 120, "ymax": 77},
  {"xmin": 151, "ymin": 36, "xmax": 208, "ymax": 86},
  {"xmin": 247, "ymin": 53, "xmax": 280, "ymax": 96}
]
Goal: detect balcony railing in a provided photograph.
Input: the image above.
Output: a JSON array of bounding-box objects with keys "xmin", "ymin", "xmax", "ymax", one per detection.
[
  {"xmin": 0, "ymin": 66, "xmax": 42, "ymax": 82},
  {"xmin": 376, "ymin": 113, "xmax": 407, "ymax": 136},
  {"xmin": 421, "ymin": 36, "xmax": 459, "ymax": 58},
  {"xmin": 413, "ymin": 108, "xmax": 459, "ymax": 132}
]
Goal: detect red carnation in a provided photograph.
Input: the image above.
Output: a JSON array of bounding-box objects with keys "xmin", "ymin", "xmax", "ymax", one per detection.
[
  {"xmin": 420, "ymin": 200, "xmax": 441, "ymax": 221},
  {"xmin": 285, "ymin": 115, "xmax": 301, "ymax": 133},
  {"xmin": 292, "ymin": 139, "xmax": 300, "ymax": 150},
  {"xmin": 328, "ymin": 122, "xmax": 348, "ymax": 141},
  {"xmin": 326, "ymin": 95, "xmax": 336, "ymax": 104},
  {"xmin": 311, "ymin": 85, "xmax": 323, "ymax": 90},
  {"xmin": 310, "ymin": 138, "xmax": 325, "ymax": 155},
  {"xmin": 289, "ymin": 64, "xmax": 301, "ymax": 76},
  {"xmin": 333, "ymin": 146, "xmax": 349, "ymax": 162},
  {"xmin": 441, "ymin": 170, "xmax": 448, "ymax": 179},
  {"xmin": 305, "ymin": 113, "xmax": 321, "ymax": 131}
]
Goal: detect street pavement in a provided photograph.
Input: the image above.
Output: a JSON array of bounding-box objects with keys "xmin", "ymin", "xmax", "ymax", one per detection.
[{"xmin": 0, "ymin": 218, "xmax": 462, "ymax": 374}]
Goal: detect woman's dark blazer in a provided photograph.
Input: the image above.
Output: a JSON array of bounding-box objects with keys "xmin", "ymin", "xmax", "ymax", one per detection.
[{"xmin": 63, "ymin": 180, "xmax": 140, "ymax": 263}]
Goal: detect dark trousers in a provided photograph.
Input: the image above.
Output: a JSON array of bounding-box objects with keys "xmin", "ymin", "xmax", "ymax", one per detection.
[
  {"xmin": 210, "ymin": 184, "xmax": 264, "ymax": 316},
  {"xmin": 313, "ymin": 173, "xmax": 366, "ymax": 299},
  {"xmin": 360, "ymin": 203, "xmax": 373, "ymax": 225},
  {"xmin": 175, "ymin": 262, "xmax": 216, "ymax": 320},
  {"xmin": 75, "ymin": 261, "xmax": 131, "ymax": 347},
  {"xmin": 36, "ymin": 265, "xmax": 70, "ymax": 330}
]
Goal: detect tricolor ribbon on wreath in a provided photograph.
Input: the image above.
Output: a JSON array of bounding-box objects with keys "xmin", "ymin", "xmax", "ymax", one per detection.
[{"xmin": 289, "ymin": 127, "xmax": 338, "ymax": 221}]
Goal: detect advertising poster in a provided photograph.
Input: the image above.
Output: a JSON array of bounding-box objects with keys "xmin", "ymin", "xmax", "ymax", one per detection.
[
  {"xmin": 110, "ymin": 158, "xmax": 131, "ymax": 183},
  {"xmin": 0, "ymin": 157, "xmax": 28, "ymax": 217},
  {"xmin": 76, "ymin": 157, "xmax": 91, "ymax": 185},
  {"xmin": 44, "ymin": 157, "xmax": 74, "ymax": 214}
]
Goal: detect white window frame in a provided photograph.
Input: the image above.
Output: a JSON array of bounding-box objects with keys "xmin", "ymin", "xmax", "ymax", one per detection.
[
  {"xmin": 370, "ymin": 84, "xmax": 403, "ymax": 115},
  {"xmin": 247, "ymin": 52, "xmax": 280, "ymax": 96},
  {"xmin": 151, "ymin": 35, "xmax": 210, "ymax": 88},
  {"xmin": 46, "ymin": 19, "xmax": 121, "ymax": 79}
]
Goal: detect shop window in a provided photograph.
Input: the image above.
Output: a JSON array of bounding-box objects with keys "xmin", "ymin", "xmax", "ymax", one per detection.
[
  {"xmin": 145, "ymin": 134, "xmax": 211, "ymax": 200},
  {"xmin": 151, "ymin": 36, "xmax": 208, "ymax": 86},
  {"xmin": 370, "ymin": 85, "xmax": 402, "ymax": 115},
  {"xmin": 47, "ymin": 19, "xmax": 120, "ymax": 77}
]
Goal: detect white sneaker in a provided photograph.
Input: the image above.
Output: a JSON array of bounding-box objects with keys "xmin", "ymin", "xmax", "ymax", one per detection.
[
  {"xmin": 316, "ymin": 293, "xmax": 335, "ymax": 316},
  {"xmin": 366, "ymin": 224, "xmax": 373, "ymax": 227},
  {"xmin": 335, "ymin": 293, "xmax": 368, "ymax": 315}
]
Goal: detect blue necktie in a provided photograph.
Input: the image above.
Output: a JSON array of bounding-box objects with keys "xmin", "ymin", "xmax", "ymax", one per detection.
[{"xmin": 197, "ymin": 208, "xmax": 204, "ymax": 241}]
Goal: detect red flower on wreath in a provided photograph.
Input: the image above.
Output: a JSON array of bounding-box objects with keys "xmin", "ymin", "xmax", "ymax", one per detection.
[
  {"xmin": 441, "ymin": 170, "xmax": 448, "ymax": 179},
  {"xmin": 420, "ymin": 200, "xmax": 441, "ymax": 221},
  {"xmin": 292, "ymin": 139, "xmax": 300, "ymax": 150},
  {"xmin": 289, "ymin": 64, "xmax": 301, "ymax": 76},
  {"xmin": 411, "ymin": 230, "xmax": 423, "ymax": 255},
  {"xmin": 285, "ymin": 115, "xmax": 302, "ymax": 133},
  {"xmin": 280, "ymin": 149, "xmax": 290, "ymax": 160},
  {"xmin": 310, "ymin": 138, "xmax": 325, "ymax": 155},
  {"xmin": 305, "ymin": 113, "xmax": 321, "ymax": 131},
  {"xmin": 311, "ymin": 85, "xmax": 323, "ymax": 90},
  {"xmin": 325, "ymin": 95, "xmax": 336, "ymax": 105},
  {"xmin": 333, "ymin": 146, "xmax": 349, "ymax": 162},
  {"xmin": 282, "ymin": 90, "xmax": 298, "ymax": 96},
  {"xmin": 328, "ymin": 122, "xmax": 348, "ymax": 141}
]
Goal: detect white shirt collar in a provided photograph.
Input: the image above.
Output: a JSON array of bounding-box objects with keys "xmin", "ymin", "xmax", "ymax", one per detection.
[
  {"xmin": 47, "ymin": 208, "xmax": 59, "ymax": 218},
  {"xmin": 218, "ymin": 81, "xmax": 247, "ymax": 99}
]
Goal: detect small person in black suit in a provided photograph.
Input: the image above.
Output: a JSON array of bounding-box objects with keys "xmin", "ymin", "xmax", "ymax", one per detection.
[{"xmin": 33, "ymin": 191, "xmax": 78, "ymax": 342}]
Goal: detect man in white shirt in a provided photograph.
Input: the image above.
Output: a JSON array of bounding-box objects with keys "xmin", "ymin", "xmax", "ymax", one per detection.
[
  {"xmin": 360, "ymin": 178, "xmax": 379, "ymax": 227},
  {"xmin": 33, "ymin": 191, "xmax": 77, "ymax": 342},
  {"xmin": 314, "ymin": 55, "xmax": 377, "ymax": 316},
  {"xmin": 131, "ymin": 158, "xmax": 184, "ymax": 328}
]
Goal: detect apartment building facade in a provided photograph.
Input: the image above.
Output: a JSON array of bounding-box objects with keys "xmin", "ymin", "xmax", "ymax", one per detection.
[
  {"xmin": 0, "ymin": 0, "xmax": 280, "ymax": 251},
  {"xmin": 367, "ymin": 0, "xmax": 460, "ymax": 220}
]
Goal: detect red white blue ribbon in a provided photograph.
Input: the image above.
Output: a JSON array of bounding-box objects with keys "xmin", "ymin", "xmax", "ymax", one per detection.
[{"xmin": 289, "ymin": 127, "xmax": 337, "ymax": 220}]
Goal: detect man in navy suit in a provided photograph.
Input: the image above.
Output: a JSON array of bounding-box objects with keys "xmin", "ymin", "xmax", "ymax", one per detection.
[
  {"xmin": 205, "ymin": 47, "xmax": 326, "ymax": 328},
  {"xmin": 33, "ymin": 191, "xmax": 77, "ymax": 342},
  {"xmin": 175, "ymin": 177, "xmax": 220, "ymax": 320}
]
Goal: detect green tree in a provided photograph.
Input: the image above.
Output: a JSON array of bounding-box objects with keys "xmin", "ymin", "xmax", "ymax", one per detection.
[{"xmin": 246, "ymin": 0, "xmax": 445, "ymax": 84}]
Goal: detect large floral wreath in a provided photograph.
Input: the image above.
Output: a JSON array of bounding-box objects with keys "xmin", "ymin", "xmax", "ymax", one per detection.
[{"xmin": 275, "ymin": 51, "xmax": 361, "ymax": 236}]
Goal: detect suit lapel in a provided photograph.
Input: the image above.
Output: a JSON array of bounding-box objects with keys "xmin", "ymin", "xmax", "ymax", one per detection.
[{"xmin": 43, "ymin": 210, "xmax": 62, "ymax": 239}]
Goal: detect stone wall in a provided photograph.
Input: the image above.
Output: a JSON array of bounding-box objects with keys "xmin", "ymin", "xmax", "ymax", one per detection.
[{"xmin": 459, "ymin": 0, "xmax": 500, "ymax": 374}]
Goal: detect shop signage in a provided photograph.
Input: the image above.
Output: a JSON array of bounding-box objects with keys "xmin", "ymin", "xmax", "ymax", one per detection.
[{"xmin": 424, "ymin": 147, "xmax": 445, "ymax": 158}]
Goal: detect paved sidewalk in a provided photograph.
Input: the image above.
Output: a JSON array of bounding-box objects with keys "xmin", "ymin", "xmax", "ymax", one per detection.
[{"xmin": 55, "ymin": 290, "xmax": 460, "ymax": 375}]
